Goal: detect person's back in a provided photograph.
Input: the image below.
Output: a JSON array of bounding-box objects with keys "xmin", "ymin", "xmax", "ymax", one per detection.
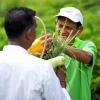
[{"xmin": 0, "ymin": 45, "xmax": 71, "ymax": 100}]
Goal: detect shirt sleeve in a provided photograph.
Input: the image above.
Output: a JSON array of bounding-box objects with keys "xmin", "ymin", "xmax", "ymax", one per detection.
[
  {"xmin": 82, "ymin": 41, "xmax": 97, "ymax": 67},
  {"xmin": 42, "ymin": 62, "xmax": 71, "ymax": 100}
]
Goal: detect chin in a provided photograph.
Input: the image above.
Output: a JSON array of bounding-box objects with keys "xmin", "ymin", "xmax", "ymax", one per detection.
[
  {"xmin": 59, "ymin": 38, "xmax": 65, "ymax": 43},
  {"xmin": 58, "ymin": 36, "xmax": 67, "ymax": 42}
]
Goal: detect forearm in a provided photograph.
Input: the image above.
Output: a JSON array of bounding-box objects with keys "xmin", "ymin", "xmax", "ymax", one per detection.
[{"xmin": 64, "ymin": 45, "xmax": 92, "ymax": 64}]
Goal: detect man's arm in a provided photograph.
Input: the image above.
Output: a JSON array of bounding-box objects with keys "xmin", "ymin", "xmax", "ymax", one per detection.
[
  {"xmin": 64, "ymin": 45, "xmax": 92, "ymax": 64},
  {"xmin": 42, "ymin": 62, "xmax": 71, "ymax": 100}
]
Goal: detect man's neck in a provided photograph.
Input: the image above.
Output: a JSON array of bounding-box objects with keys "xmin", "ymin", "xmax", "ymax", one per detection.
[{"xmin": 8, "ymin": 40, "xmax": 20, "ymax": 45}]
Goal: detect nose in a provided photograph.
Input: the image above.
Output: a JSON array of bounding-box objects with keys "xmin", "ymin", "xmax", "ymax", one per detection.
[{"xmin": 59, "ymin": 28, "xmax": 68, "ymax": 35}]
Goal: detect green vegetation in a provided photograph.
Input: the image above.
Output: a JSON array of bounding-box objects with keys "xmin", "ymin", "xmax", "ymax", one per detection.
[{"xmin": 0, "ymin": 0, "xmax": 100, "ymax": 99}]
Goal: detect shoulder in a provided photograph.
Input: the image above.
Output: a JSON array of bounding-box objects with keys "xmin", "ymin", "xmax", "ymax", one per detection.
[
  {"xmin": 27, "ymin": 54, "xmax": 52, "ymax": 68},
  {"xmin": 83, "ymin": 40, "xmax": 96, "ymax": 46},
  {"xmin": 25, "ymin": 54, "xmax": 53, "ymax": 76},
  {"xmin": 81, "ymin": 40, "xmax": 97, "ymax": 53},
  {"xmin": 75, "ymin": 38, "xmax": 96, "ymax": 47}
]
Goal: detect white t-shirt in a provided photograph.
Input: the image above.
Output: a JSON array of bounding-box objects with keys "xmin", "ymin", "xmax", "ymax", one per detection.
[{"xmin": 0, "ymin": 45, "xmax": 71, "ymax": 100}]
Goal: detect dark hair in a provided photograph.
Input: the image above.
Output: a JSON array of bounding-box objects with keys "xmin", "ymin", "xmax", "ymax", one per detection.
[
  {"xmin": 76, "ymin": 22, "xmax": 82, "ymax": 28},
  {"xmin": 4, "ymin": 7, "xmax": 36, "ymax": 38}
]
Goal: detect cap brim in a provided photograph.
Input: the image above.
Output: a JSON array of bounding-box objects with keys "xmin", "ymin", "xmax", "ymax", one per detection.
[{"xmin": 55, "ymin": 14, "xmax": 79, "ymax": 23}]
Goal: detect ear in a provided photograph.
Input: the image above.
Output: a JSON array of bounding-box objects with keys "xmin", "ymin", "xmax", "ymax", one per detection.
[
  {"xmin": 76, "ymin": 26, "xmax": 83, "ymax": 36},
  {"xmin": 78, "ymin": 26, "xmax": 83, "ymax": 33},
  {"xmin": 25, "ymin": 30, "xmax": 35, "ymax": 42}
]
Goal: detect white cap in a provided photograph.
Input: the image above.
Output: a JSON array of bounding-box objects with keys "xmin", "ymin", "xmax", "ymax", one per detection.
[{"xmin": 56, "ymin": 7, "xmax": 83, "ymax": 24}]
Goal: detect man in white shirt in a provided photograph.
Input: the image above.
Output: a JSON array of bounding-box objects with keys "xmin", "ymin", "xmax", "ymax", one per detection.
[{"xmin": 0, "ymin": 7, "xmax": 71, "ymax": 100}]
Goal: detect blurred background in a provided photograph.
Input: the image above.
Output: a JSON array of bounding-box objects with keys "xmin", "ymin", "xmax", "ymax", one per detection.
[{"xmin": 0, "ymin": 0, "xmax": 100, "ymax": 99}]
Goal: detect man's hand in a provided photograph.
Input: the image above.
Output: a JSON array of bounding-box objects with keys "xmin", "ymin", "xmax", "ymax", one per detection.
[{"xmin": 40, "ymin": 32, "xmax": 52, "ymax": 51}]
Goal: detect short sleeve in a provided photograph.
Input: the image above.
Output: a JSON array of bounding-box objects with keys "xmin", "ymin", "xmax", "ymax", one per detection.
[{"xmin": 82, "ymin": 41, "xmax": 97, "ymax": 67}]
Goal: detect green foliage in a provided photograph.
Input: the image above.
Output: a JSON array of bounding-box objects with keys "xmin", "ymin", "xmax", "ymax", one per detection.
[
  {"xmin": 0, "ymin": 28, "xmax": 8, "ymax": 50},
  {"xmin": 0, "ymin": 0, "xmax": 100, "ymax": 99}
]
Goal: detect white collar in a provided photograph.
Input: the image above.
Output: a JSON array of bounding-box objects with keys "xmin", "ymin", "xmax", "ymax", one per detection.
[{"xmin": 3, "ymin": 45, "xmax": 28, "ymax": 54}]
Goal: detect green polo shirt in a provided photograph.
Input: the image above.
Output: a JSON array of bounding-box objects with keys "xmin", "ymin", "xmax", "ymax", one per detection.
[{"xmin": 62, "ymin": 37, "xmax": 97, "ymax": 100}]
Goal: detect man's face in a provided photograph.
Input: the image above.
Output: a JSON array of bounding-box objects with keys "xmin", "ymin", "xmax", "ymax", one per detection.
[
  {"xmin": 56, "ymin": 17, "xmax": 79, "ymax": 42},
  {"xmin": 23, "ymin": 23, "xmax": 37, "ymax": 49}
]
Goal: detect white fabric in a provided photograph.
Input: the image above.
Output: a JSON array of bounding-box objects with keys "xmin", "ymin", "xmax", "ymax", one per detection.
[
  {"xmin": 0, "ymin": 45, "xmax": 71, "ymax": 100},
  {"xmin": 56, "ymin": 7, "xmax": 83, "ymax": 24}
]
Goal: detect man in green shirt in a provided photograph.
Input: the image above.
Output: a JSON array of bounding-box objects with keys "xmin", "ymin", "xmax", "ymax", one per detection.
[
  {"xmin": 28, "ymin": 6, "xmax": 97, "ymax": 100},
  {"xmin": 55, "ymin": 7, "xmax": 97, "ymax": 100}
]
